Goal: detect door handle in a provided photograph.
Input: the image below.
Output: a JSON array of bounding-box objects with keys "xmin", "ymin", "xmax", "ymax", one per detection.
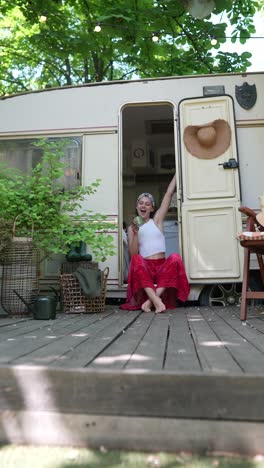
[{"xmin": 218, "ymin": 158, "xmax": 239, "ymax": 169}]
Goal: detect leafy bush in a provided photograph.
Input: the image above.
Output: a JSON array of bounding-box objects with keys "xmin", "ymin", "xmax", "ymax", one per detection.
[
  {"xmin": 0, "ymin": 218, "xmax": 12, "ymax": 259},
  {"xmin": 0, "ymin": 139, "xmax": 115, "ymax": 262}
]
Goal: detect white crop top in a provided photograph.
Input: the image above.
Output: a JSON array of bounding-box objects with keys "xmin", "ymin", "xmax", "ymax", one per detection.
[{"xmin": 138, "ymin": 219, "xmax": 166, "ymax": 258}]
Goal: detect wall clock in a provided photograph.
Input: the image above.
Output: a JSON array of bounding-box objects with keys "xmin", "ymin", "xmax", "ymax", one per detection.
[
  {"xmin": 133, "ymin": 147, "xmax": 145, "ymax": 159},
  {"xmin": 131, "ymin": 142, "xmax": 147, "ymax": 168}
]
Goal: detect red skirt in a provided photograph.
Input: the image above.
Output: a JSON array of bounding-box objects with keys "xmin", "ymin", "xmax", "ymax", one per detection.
[{"xmin": 120, "ymin": 253, "xmax": 190, "ymax": 311}]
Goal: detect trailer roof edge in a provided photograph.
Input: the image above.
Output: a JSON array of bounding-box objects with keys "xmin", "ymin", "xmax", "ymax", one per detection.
[{"xmin": 0, "ymin": 71, "xmax": 263, "ymax": 101}]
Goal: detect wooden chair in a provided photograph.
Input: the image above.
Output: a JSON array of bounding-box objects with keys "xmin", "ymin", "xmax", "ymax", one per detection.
[{"xmin": 238, "ymin": 206, "xmax": 264, "ymax": 321}]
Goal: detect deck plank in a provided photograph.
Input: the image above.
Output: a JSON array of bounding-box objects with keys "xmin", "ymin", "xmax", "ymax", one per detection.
[
  {"xmin": 214, "ymin": 308, "xmax": 264, "ymax": 349},
  {"xmin": 2, "ymin": 366, "xmax": 264, "ymax": 421},
  {"xmin": 0, "ymin": 313, "xmax": 102, "ymax": 339},
  {"xmin": 165, "ymin": 308, "xmax": 201, "ymax": 372},
  {"xmin": 186, "ymin": 308, "xmax": 242, "ymax": 373},
  {"xmin": 124, "ymin": 312, "xmax": 170, "ymax": 370},
  {"xmin": 2, "ymin": 411, "xmax": 264, "ymax": 455},
  {"xmin": 49, "ymin": 310, "xmax": 141, "ymax": 368},
  {"xmin": 0, "ymin": 307, "xmax": 264, "ymax": 374},
  {"xmin": 1, "ymin": 306, "xmax": 264, "ymax": 453},
  {"xmin": 231, "ymin": 307, "xmax": 264, "ymax": 332},
  {"xmin": 0, "ymin": 311, "xmax": 114, "ymax": 365},
  {"xmin": 90, "ymin": 311, "xmax": 154, "ymax": 370},
  {"xmin": 200, "ymin": 307, "xmax": 264, "ymax": 373},
  {"xmin": 244, "ymin": 318, "xmax": 264, "ymax": 333},
  {"xmin": 0, "ymin": 316, "xmax": 31, "ymax": 327}
]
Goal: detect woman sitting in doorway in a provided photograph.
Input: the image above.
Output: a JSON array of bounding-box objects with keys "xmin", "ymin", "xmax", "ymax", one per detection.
[{"xmin": 120, "ymin": 175, "xmax": 190, "ymax": 313}]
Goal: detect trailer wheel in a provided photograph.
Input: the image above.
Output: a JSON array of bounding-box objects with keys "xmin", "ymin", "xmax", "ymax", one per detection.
[
  {"xmin": 199, "ymin": 272, "xmax": 263, "ymax": 307},
  {"xmin": 199, "ymin": 283, "xmax": 242, "ymax": 307}
]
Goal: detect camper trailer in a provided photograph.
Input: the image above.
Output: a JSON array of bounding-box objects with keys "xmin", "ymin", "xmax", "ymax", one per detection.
[{"xmin": 0, "ymin": 71, "xmax": 263, "ymax": 306}]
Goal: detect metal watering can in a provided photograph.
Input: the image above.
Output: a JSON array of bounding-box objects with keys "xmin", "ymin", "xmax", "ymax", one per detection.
[{"xmin": 13, "ymin": 287, "xmax": 58, "ymax": 320}]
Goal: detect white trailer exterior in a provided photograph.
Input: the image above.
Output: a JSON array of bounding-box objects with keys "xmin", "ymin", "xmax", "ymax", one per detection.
[{"xmin": 0, "ymin": 71, "xmax": 263, "ymax": 305}]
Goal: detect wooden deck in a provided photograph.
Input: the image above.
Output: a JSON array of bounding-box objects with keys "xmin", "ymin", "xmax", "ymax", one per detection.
[{"xmin": 1, "ymin": 305, "xmax": 264, "ymax": 454}]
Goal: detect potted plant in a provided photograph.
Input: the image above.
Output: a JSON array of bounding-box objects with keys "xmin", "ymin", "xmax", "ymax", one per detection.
[{"xmin": 0, "ymin": 139, "xmax": 115, "ymax": 263}]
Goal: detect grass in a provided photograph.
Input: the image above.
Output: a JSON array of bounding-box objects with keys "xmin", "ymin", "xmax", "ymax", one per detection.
[{"xmin": 1, "ymin": 446, "xmax": 264, "ymax": 468}]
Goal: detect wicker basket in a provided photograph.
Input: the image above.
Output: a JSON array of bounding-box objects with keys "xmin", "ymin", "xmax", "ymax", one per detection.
[
  {"xmin": 60, "ymin": 267, "xmax": 109, "ymax": 313},
  {"xmin": 237, "ymin": 232, "xmax": 264, "ymax": 241},
  {"xmin": 1, "ymin": 216, "xmax": 40, "ymax": 316}
]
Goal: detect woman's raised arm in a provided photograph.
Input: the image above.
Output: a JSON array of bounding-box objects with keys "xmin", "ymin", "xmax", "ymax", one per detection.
[{"xmin": 154, "ymin": 174, "xmax": 176, "ymax": 227}]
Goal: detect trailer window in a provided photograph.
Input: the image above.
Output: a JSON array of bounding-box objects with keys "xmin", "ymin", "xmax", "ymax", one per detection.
[{"xmin": 0, "ymin": 137, "xmax": 82, "ymax": 190}]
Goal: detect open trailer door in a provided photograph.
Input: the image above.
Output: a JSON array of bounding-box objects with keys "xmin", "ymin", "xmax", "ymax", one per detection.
[{"xmin": 178, "ymin": 95, "xmax": 243, "ymax": 283}]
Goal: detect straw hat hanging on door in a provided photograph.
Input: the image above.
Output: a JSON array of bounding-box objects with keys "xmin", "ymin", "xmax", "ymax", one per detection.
[{"xmin": 183, "ymin": 119, "xmax": 232, "ymax": 160}]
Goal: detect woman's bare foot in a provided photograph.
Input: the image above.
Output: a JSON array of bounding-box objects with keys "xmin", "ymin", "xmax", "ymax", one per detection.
[
  {"xmin": 153, "ymin": 296, "xmax": 166, "ymax": 314},
  {"xmin": 141, "ymin": 299, "xmax": 153, "ymax": 312}
]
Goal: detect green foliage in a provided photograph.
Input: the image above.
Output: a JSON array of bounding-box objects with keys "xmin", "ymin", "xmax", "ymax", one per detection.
[
  {"xmin": 0, "ymin": 218, "xmax": 12, "ymax": 258},
  {"xmin": 1, "ymin": 444, "xmax": 263, "ymax": 468},
  {"xmin": 214, "ymin": 51, "xmax": 253, "ymax": 73},
  {"xmin": 0, "ymin": 0, "xmax": 262, "ymax": 94},
  {"xmin": 0, "ymin": 139, "xmax": 116, "ymax": 262}
]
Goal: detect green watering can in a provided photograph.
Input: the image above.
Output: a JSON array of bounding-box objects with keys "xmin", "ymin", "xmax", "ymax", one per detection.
[{"xmin": 13, "ymin": 288, "xmax": 58, "ymax": 320}]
